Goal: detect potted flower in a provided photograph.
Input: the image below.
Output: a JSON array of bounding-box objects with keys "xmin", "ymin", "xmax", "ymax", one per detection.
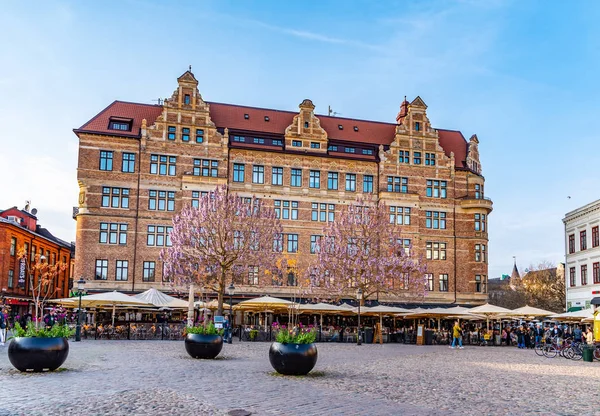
[
  {"xmin": 184, "ymin": 320, "xmax": 224, "ymax": 359},
  {"xmin": 8, "ymin": 248, "xmax": 72, "ymax": 372},
  {"xmin": 9, "ymin": 321, "xmax": 74, "ymax": 372},
  {"xmin": 269, "ymin": 323, "xmax": 318, "ymax": 375}
]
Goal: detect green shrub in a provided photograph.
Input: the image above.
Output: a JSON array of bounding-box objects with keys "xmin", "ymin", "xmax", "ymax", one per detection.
[
  {"xmin": 275, "ymin": 327, "xmax": 316, "ymax": 344},
  {"xmin": 186, "ymin": 321, "xmax": 224, "ymax": 336},
  {"xmin": 11, "ymin": 322, "xmax": 75, "ymax": 339}
]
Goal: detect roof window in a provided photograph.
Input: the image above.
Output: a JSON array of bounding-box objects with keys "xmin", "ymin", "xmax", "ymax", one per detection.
[
  {"xmin": 108, "ymin": 117, "xmax": 132, "ymax": 132},
  {"xmin": 353, "ymin": 126, "xmax": 359, "ymax": 132},
  {"xmin": 244, "ymin": 114, "xmax": 249, "ymax": 119},
  {"xmin": 338, "ymin": 125, "xmax": 343, "ymax": 130},
  {"xmin": 264, "ymin": 116, "xmax": 270, "ymax": 122}
]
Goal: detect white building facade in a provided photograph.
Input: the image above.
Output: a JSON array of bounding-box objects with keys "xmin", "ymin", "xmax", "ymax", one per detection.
[{"xmin": 563, "ymin": 199, "xmax": 600, "ymax": 311}]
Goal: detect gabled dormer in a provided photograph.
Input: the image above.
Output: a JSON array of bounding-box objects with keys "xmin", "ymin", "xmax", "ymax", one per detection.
[
  {"xmin": 284, "ymin": 99, "xmax": 328, "ymax": 154},
  {"xmin": 466, "ymin": 134, "xmax": 482, "ymax": 174}
]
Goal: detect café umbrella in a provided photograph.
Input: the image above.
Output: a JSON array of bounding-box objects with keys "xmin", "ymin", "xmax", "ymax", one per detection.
[
  {"xmin": 134, "ymin": 288, "xmax": 189, "ymax": 309},
  {"xmin": 468, "ymin": 303, "xmax": 512, "ymax": 330}
]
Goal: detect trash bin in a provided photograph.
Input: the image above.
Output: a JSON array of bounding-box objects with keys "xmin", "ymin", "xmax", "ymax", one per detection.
[
  {"xmin": 364, "ymin": 327, "xmax": 374, "ymax": 344},
  {"xmin": 583, "ymin": 346, "xmax": 594, "ymax": 362}
]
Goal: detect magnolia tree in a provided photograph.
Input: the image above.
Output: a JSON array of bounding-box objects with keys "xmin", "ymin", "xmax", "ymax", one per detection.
[
  {"xmin": 310, "ymin": 198, "xmax": 427, "ymax": 303},
  {"xmin": 161, "ymin": 185, "xmax": 284, "ymax": 317}
]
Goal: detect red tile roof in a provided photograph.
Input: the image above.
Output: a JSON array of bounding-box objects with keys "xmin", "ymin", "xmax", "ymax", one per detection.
[{"xmin": 75, "ymin": 100, "xmax": 469, "ymax": 167}]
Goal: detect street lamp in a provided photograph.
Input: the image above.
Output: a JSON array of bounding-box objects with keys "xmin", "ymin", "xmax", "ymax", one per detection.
[
  {"xmin": 75, "ymin": 277, "xmax": 85, "ymax": 342},
  {"xmin": 356, "ymin": 287, "xmax": 363, "ymax": 346},
  {"xmin": 227, "ymin": 282, "xmax": 235, "ymax": 344}
]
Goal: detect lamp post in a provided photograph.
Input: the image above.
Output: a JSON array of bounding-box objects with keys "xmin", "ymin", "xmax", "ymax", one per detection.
[
  {"xmin": 227, "ymin": 282, "xmax": 235, "ymax": 344},
  {"xmin": 356, "ymin": 287, "xmax": 363, "ymax": 346},
  {"xmin": 75, "ymin": 277, "xmax": 85, "ymax": 342}
]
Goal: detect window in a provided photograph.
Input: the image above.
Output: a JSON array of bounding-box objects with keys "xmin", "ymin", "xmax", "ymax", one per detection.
[
  {"xmin": 252, "ymin": 165, "xmax": 265, "ymax": 184},
  {"xmin": 593, "ymin": 226, "xmax": 599, "ymax": 248},
  {"xmin": 389, "ymin": 206, "xmax": 411, "ymax": 225},
  {"xmin": 193, "ymin": 159, "xmax": 218, "ymax": 177},
  {"xmin": 387, "ymin": 176, "xmax": 408, "ymax": 193},
  {"xmin": 272, "ymin": 167, "xmax": 283, "ymax": 186},
  {"xmin": 344, "ymin": 147, "xmax": 356, "ymax": 154},
  {"xmin": 23, "ymin": 242, "xmax": 29, "ymax": 259},
  {"xmin": 31, "ymin": 245, "xmax": 36, "ymax": 263},
  {"xmin": 273, "ymin": 233, "xmax": 283, "ymax": 252},
  {"xmin": 425, "ymin": 153, "xmax": 436, "ymax": 166},
  {"xmin": 167, "ymin": 126, "xmax": 176, "ymax": 140},
  {"xmin": 415, "ymin": 122, "xmax": 420, "ymax": 131},
  {"xmin": 580, "ymin": 230, "xmax": 587, "ymax": 251},
  {"xmin": 247, "ymin": 266, "xmax": 259, "ymax": 285},
  {"xmin": 426, "ymin": 211, "xmax": 447, "ymax": 229},
  {"xmin": 363, "ymin": 175, "xmax": 373, "ymax": 193},
  {"xmin": 426, "ymin": 180, "xmax": 447, "ymax": 198},
  {"xmin": 439, "ymin": 274, "xmax": 449, "ymax": 292},
  {"xmin": 253, "ymin": 137, "xmax": 265, "ymax": 144},
  {"xmin": 400, "ymin": 239, "xmax": 411, "ymax": 255},
  {"xmin": 10, "ymin": 237, "xmax": 16, "ymax": 256},
  {"xmin": 184, "ymin": 94, "xmax": 190, "ymax": 104},
  {"xmin": 95, "ymin": 260, "xmax": 108, "ymax": 280},
  {"xmin": 311, "ymin": 203, "xmax": 335, "ymax": 222},
  {"xmin": 413, "ymin": 152, "xmax": 422, "ymax": 165},
  {"xmin": 310, "ymin": 142, "xmax": 320, "ymax": 149},
  {"xmin": 143, "ymin": 261, "xmax": 155, "ymax": 282},
  {"xmin": 593, "ymin": 262, "xmax": 599, "ymax": 284},
  {"xmin": 115, "ymin": 260, "xmax": 128, "ymax": 281},
  {"xmin": 101, "ymin": 187, "xmax": 129, "ymax": 208},
  {"xmin": 148, "ymin": 190, "xmax": 175, "ymax": 211},
  {"xmin": 272, "ymin": 139, "xmax": 283, "ymax": 146},
  {"xmin": 196, "ymin": 129, "xmax": 204, "ymax": 143},
  {"xmin": 290, "ymin": 169, "xmax": 302, "ymax": 187},
  {"xmin": 99, "ymin": 151, "xmax": 113, "ymax": 171},
  {"xmin": 181, "ymin": 127, "xmax": 190, "ymax": 142},
  {"xmin": 474, "ymin": 214, "xmax": 486, "ymax": 232},
  {"xmin": 109, "ymin": 121, "xmax": 130, "ymax": 131},
  {"xmin": 569, "ymin": 234, "xmax": 575, "ymax": 254},
  {"xmin": 274, "ymin": 200, "xmax": 298, "ymax": 220},
  {"xmin": 233, "ymin": 135, "xmax": 245, "ymax": 142},
  {"xmin": 99, "ymin": 223, "xmax": 128, "ymax": 245},
  {"xmin": 121, "ymin": 152, "xmax": 135, "ymax": 173},
  {"xmin": 8, "ymin": 270, "xmax": 14, "ymax": 288},
  {"xmin": 362, "ymin": 149, "xmax": 373, "ymax": 155},
  {"xmin": 475, "ymin": 244, "xmax": 487, "ymax": 262},
  {"xmin": 581, "ymin": 265, "xmax": 588, "ymax": 285},
  {"xmin": 426, "ymin": 242, "xmax": 447, "ymax": 260},
  {"xmin": 309, "ymin": 170, "xmax": 320, "ymax": 188},
  {"xmin": 475, "ymin": 184, "xmax": 483, "ymax": 199},
  {"xmin": 425, "ymin": 274, "xmax": 434, "ymax": 291},
  {"xmin": 150, "ymin": 155, "xmax": 176, "ymax": 176},
  {"xmin": 304, "ymin": 121, "xmax": 309, "ymax": 128},
  {"xmin": 399, "ymin": 150, "xmax": 410, "ymax": 164},
  {"xmin": 328, "ymin": 172, "xmax": 338, "ymax": 190},
  {"xmin": 286, "ymin": 234, "xmax": 298, "ymax": 253},
  {"xmin": 233, "ymin": 163, "xmax": 245, "ymax": 182},
  {"xmin": 569, "ymin": 267, "xmax": 576, "ymax": 287},
  {"xmin": 344, "ymin": 173, "xmax": 356, "ymax": 192},
  {"xmin": 328, "ymin": 145, "xmax": 338, "ymax": 152},
  {"xmin": 191, "ymin": 191, "xmax": 207, "ymax": 208},
  {"xmin": 475, "ymin": 275, "xmax": 486, "ymax": 293},
  {"xmin": 147, "ymin": 225, "xmax": 173, "ymax": 247},
  {"xmin": 310, "ymin": 235, "xmax": 322, "ymax": 254},
  {"xmin": 292, "ymin": 140, "xmax": 302, "ymax": 147}
]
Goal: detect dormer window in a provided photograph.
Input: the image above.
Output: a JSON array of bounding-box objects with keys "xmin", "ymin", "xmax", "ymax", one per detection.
[
  {"xmin": 338, "ymin": 125, "xmax": 343, "ymax": 130},
  {"xmin": 344, "ymin": 147, "xmax": 355, "ymax": 154},
  {"xmin": 244, "ymin": 114, "xmax": 249, "ymax": 119},
  {"xmin": 184, "ymin": 94, "xmax": 191, "ymax": 105},
  {"xmin": 264, "ymin": 116, "xmax": 270, "ymax": 122},
  {"xmin": 415, "ymin": 122, "xmax": 421, "ymax": 131},
  {"xmin": 328, "ymin": 145, "xmax": 338, "ymax": 152},
  {"xmin": 362, "ymin": 149, "xmax": 373, "ymax": 155},
  {"xmin": 353, "ymin": 126, "xmax": 359, "ymax": 132},
  {"xmin": 108, "ymin": 117, "xmax": 132, "ymax": 131}
]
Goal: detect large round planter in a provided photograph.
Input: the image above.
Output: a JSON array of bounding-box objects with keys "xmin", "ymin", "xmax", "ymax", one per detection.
[
  {"xmin": 185, "ymin": 334, "xmax": 223, "ymax": 359},
  {"xmin": 269, "ymin": 342, "xmax": 318, "ymax": 375},
  {"xmin": 8, "ymin": 337, "xmax": 69, "ymax": 372}
]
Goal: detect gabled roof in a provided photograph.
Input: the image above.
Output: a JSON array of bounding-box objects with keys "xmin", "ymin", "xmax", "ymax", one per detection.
[{"xmin": 75, "ymin": 100, "xmax": 469, "ymax": 167}]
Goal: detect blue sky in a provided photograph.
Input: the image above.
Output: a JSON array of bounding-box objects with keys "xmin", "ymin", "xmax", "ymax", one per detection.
[{"xmin": 1, "ymin": 0, "xmax": 599, "ymax": 278}]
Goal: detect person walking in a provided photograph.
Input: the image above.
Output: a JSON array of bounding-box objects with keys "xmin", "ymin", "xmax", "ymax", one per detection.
[
  {"xmin": 573, "ymin": 325, "xmax": 583, "ymax": 343},
  {"xmin": 0, "ymin": 309, "xmax": 7, "ymax": 346},
  {"xmin": 585, "ymin": 327, "xmax": 594, "ymax": 345},
  {"xmin": 450, "ymin": 320, "xmax": 464, "ymax": 349}
]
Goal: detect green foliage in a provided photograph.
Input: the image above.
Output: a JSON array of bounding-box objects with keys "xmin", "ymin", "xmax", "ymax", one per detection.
[
  {"xmin": 186, "ymin": 321, "xmax": 224, "ymax": 336},
  {"xmin": 275, "ymin": 328, "xmax": 316, "ymax": 344},
  {"xmin": 249, "ymin": 329, "xmax": 258, "ymax": 340},
  {"xmin": 10, "ymin": 322, "xmax": 75, "ymax": 339}
]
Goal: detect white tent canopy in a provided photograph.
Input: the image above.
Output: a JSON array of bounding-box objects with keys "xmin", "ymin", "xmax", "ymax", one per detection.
[{"xmin": 134, "ymin": 288, "xmax": 188, "ymax": 309}]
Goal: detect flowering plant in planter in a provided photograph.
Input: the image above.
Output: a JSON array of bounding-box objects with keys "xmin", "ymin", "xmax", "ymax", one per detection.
[
  {"xmin": 11, "ymin": 322, "xmax": 75, "ymax": 339},
  {"xmin": 186, "ymin": 321, "xmax": 224, "ymax": 336},
  {"xmin": 273, "ymin": 322, "xmax": 317, "ymax": 344}
]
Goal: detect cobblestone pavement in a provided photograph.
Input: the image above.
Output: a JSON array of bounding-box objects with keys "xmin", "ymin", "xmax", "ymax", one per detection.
[{"xmin": 0, "ymin": 341, "xmax": 598, "ymax": 415}]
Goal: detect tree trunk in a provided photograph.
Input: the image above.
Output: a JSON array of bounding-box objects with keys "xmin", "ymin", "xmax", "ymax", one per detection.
[
  {"xmin": 217, "ymin": 269, "xmax": 226, "ymax": 317},
  {"xmin": 187, "ymin": 284, "xmax": 195, "ymax": 326}
]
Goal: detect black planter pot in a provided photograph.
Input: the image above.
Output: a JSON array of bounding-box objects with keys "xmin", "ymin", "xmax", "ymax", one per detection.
[
  {"xmin": 269, "ymin": 342, "xmax": 318, "ymax": 375},
  {"xmin": 8, "ymin": 337, "xmax": 69, "ymax": 372},
  {"xmin": 185, "ymin": 334, "xmax": 223, "ymax": 359}
]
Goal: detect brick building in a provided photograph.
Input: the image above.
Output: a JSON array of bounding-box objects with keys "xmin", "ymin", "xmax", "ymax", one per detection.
[
  {"xmin": 73, "ymin": 70, "xmax": 492, "ymax": 305},
  {"xmin": 0, "ymin": 206, "xmax": 73, "ymax": 314}
]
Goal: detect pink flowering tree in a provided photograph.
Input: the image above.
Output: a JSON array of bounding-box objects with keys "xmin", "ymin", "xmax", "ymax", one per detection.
[
  {"xmin": 310, "ymin": 197, "xmax": 427, "ymax": 303},
  {"xmin": 160, "ymin": 185, "xmax": 283, "ymax": 317}
]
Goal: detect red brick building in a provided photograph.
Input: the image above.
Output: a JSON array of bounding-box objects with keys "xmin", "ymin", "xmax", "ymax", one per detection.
[
  {"xmin": 0, "ymin": 206, "xmax": 73, "ymax": 314},
  {"xmin": 73, "ymin": 70, "xmax": 492, "ymax": 305}
]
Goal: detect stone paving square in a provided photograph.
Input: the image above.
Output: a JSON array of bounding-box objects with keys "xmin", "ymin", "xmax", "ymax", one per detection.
[{"xmin": 0, "ymin": 341, "xmax": 597, "ymax": 415}]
